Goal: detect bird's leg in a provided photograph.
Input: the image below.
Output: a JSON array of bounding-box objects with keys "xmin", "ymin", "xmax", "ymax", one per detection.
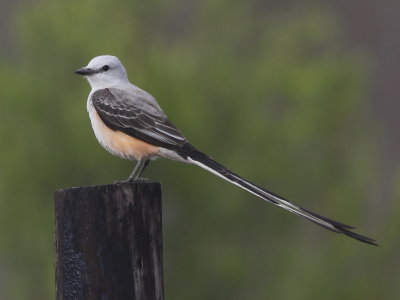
[{"xmin": 128, "ymin": 158, "xmax": 150, "ymax": 181}]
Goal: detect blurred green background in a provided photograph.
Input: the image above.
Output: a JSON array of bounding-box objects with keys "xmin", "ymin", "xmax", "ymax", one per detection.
[{"xmin": 1, "ymin": 0, "xmax": 399, "ymax": 299}]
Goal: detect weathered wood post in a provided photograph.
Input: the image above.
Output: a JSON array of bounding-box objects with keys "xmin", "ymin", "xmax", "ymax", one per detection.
[{"xmin": 54, "ymin": 180, "xmax": 164, "ymax": 300}]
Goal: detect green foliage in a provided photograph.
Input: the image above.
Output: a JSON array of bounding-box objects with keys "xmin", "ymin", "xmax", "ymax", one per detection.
[{"xmin": 0, "ymin": 1, "xmax": 392, "ymax": 299}]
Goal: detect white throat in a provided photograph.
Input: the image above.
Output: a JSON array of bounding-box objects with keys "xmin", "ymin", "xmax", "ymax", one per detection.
[{"xmin": 87, "ymin": 74, "xmax": 128, "ymax": 91}]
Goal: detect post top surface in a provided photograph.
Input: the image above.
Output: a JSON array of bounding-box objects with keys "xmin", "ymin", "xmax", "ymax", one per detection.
[{"xmin": 54, "ymin": 179, "xmax": 161, "ymax": 195}]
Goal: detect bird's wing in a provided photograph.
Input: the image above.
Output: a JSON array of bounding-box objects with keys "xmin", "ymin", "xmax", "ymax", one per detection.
[{"xmin": 91, "ymin": 87, "xmax": 187, "ymax": 149}]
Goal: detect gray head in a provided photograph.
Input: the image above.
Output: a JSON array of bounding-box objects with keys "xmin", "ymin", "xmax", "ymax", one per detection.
[{"xmin": 75, "ymin": 55, "xmax": 128, "ymax": 89}]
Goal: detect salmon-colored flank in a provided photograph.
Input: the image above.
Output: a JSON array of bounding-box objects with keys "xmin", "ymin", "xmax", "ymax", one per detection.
[{"xmin": 91, "ymin": 109, "xmax": 160, "ymax": 160}]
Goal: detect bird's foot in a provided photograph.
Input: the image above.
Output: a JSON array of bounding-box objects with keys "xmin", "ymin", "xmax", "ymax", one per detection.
[
  {"xmin": 113, "ymin": 178, "xmax": 151, "ymax": 184},
  {"xmin": 131, "ymin": 177, "xmax": 151, "ymax": 183}
]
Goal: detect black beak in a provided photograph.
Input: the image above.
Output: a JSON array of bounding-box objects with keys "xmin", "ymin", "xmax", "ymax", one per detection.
[{"xmin": 75, "ymin": 67, "xmax": 95, "ymax": 76}]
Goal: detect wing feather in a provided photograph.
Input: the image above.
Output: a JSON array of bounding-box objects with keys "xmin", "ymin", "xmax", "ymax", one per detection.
[{"xmin": 91, "ymin": 88, "xmax": 187, "ymax": 150}]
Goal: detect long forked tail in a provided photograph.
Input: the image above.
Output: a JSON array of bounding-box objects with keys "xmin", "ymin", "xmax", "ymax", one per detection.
[{"xmin": 178, "ymin": 144, "xmax": 377, "ymax": 246}]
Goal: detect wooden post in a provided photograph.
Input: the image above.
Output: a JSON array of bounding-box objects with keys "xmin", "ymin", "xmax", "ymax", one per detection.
[{"xmin": 54, "ymin": 180, "xmax": 164, "ymax": 300}]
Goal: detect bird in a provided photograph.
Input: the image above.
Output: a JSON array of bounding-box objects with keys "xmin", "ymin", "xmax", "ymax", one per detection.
[{"xmin": 75, "ymin": 55, "xmax": 377, "ymax": 246}]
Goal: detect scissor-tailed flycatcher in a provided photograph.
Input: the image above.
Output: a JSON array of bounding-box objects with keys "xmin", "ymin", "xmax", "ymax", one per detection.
[{"xmin": 75, "ymin": 55, "xmax": 377, "ymax": 245}]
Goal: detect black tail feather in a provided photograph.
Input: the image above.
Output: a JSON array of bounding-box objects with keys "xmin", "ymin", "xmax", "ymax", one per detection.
[{"xmin": 178, "ymin": 144, "xmax": 377, "ymax": 246}]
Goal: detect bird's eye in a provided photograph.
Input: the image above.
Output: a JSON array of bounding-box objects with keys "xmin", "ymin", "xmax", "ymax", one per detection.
[{"xmin": 102, "ymin": 65, "xmax": 110, "ymax": 71}]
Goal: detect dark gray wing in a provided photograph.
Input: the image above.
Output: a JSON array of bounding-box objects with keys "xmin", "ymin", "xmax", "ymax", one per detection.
[{"xmin": 91, "ymin": 88, "xmax": 187, "ymax": 150}]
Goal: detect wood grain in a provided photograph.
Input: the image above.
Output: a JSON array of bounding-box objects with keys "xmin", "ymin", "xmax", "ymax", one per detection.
[{"xmin": 54, "ymin": 180, "xmax": 163, "ymax": 300}]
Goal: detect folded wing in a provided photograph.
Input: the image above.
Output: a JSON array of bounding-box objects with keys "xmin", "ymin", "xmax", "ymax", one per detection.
[{"xmin": 91, "ymin": 88, "xmax": 187, "ymax": 150}]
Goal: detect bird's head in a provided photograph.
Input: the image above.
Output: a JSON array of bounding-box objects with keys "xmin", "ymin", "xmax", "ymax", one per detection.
[{"xmin": 75, "ymin": 55, "xmax": 128, "ymax": 89}]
